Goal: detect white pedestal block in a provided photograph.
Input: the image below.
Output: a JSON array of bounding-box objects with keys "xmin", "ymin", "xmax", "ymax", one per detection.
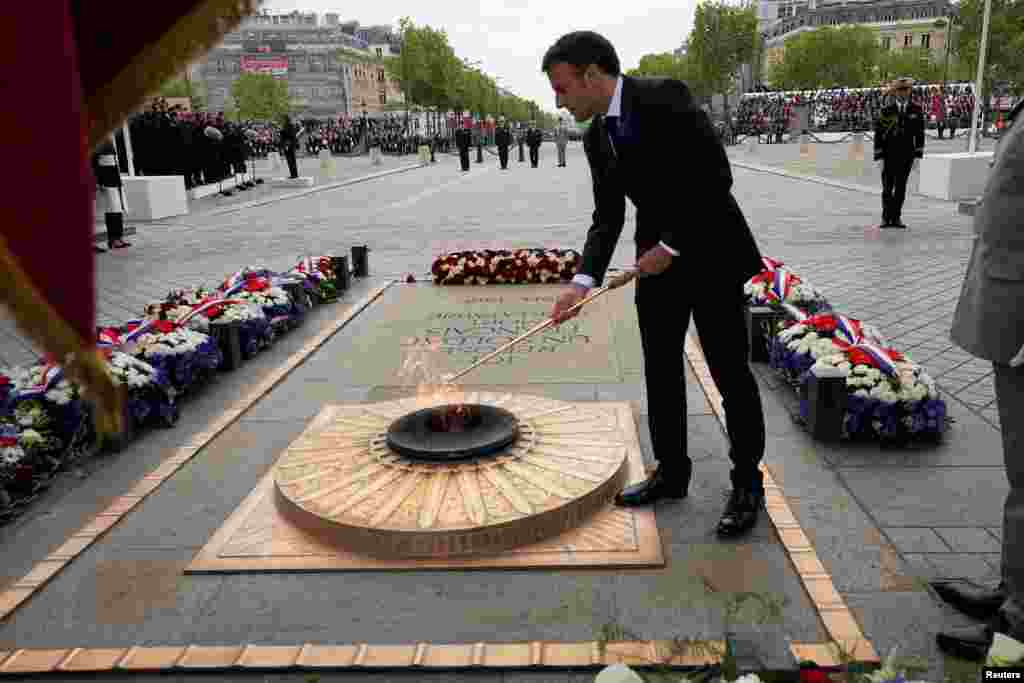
[
  {"xmin": 270, "ymin": 176, "xmax": 315, "ymax": 188},
  {"xmin": 121, "ymin": 175, "xmax": 188, "ymax": 221},
  {"xmin": 268, "ymin": 152, "xmax": 282, "ymax": 173},
  {"xmin": 918, "ymin": 152, "xmax": 995, "ymax": 201}
]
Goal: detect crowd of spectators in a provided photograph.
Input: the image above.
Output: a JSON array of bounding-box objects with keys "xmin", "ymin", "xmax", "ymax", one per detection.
[{"xmin": 732, "ymin": 83, "xmax": 980, "ymax": 138}]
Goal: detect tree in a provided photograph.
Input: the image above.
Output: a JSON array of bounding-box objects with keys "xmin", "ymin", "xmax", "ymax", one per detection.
[
  {"xmin": 156, "ymin": 77, "xmax": 207, "ymax": 111},
  {"xmin": 768, "ymin": 25, "xmax": 881, "ymax": 89},
  {"xmin": 876, "ymin": 45, "xmax": 945, "ymax": 84},
  {"xmin": 229, "ymin": 71, "xmax": 291, "ymax": 122},
  {"xmin": 951, "ymin": 0, "xmax": 1024, "ymax": 96},
  {"xmin": 687, "ymin": 2, "xmax": 759, "ymax": 113}
]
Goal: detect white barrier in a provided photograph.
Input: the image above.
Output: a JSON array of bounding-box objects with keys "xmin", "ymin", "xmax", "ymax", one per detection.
[
  {"xmin": 918, "ymin": 152, "xmax": 994, "ymax": 201},
  {"xmin": 121, "ymin": 176, "xmax": 188, "ymax": 221}
]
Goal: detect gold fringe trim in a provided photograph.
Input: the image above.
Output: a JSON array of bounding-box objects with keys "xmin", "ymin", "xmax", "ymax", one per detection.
[
  {"xmin": 84, "ymin": 0, "xmax": 260, "ymax": 151},
  {"xmin": 0, "ymin": 235, "xmax": 123, "ymax": 437}
]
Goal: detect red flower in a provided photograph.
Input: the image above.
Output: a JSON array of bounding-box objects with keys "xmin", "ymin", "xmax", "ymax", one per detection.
[
  {"xmin": 204, "ymin": 305, "xmax": 224, "ymax": 319},
  {"xmin": 886, "ymin": 348, "xmax": 905, "ymax": 363},
  {"xmin": 800, "ymin": 668, "xmax": 830, "ymax": 683},
  {"xmin": 0, "ymin": 436, "xmax": 17, "ymax": 447},
  {"xmin": 0, "ymin": 376, "xmax": 9, "ymax": 386},
  {"xmin": 152, "ymin": 320, "xmax": 177, "ymax": 334},
  {"xmin": 244, "ymin": 277, "xmax": 269, "ymax": 292},
  {"xmin": 807, "ymin": 314, "xmax": 837, "ymax": 333},
  {"xmin": 847, "ymin": 348, "xmax": 874, "ymax": 367}
]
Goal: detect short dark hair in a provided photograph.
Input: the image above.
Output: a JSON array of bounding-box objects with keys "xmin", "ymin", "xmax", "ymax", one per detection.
[{"xmin": 541, "ymin": 31, "xmax": 620, "ymax": 77}]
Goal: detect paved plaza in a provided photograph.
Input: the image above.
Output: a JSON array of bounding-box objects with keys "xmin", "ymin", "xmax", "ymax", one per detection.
[{"xmin": 0, "ymin": 139, "xmax": 1009, "ymax": 681}]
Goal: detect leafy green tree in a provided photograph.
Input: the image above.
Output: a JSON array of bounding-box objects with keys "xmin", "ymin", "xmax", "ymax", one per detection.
[
  {"xmin": 951, "ymin": 0, "xmax": 1024, "ymax": 97},
  {"xmin": 768, "ymin": 25, "xmax": 881, "ymax": 89},
  {"xmin": 687, "ymin": 2, "xmax": 759, "ymax": 113},
  {"xmin": 876, "ymin": 45, "xmax": 945, "ymax": 84},
  {"xmin": 228, "ymin": 71, "xmax": 291, "ymax": 121}
]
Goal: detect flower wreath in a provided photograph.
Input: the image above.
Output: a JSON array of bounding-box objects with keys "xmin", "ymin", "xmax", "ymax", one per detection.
[
  {"xmin": 745, "ymin": 266, "xmax": 830, "ymax": 314},
  {"xmin": 98, "ymin": 320, "xmax": 222, "ymax": 394},
  {"xmin": 431, "ymin": 249, "xmax": 581, "ymax": 285},
  {"xmin": 96, "ymin": 350, "xmax": 177, "ymax": 427},
  {"xmin": 291, "ymin": 256, "xmax": 338, "ymax": 302},
  {"xmin": 769, "ymin": 313, "xmax": 947, "ymax": 442}
]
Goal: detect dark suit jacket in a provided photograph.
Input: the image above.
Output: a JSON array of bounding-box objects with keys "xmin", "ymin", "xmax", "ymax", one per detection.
[
  {"xmin": 580, "ymin": 76, "xmax": 762, "ymax": 287},
  {"xmin": 873, "ymin": 102, "xmax": 925, "ymax": 161}
]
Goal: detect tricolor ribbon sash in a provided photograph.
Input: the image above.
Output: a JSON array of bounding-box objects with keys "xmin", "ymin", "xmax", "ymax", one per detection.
[
  {"xmin": 19, "ymin": 361, "xmax": 65, "ymax": 398},
  {"xmin": 769, "ymin": 268, "xmax": 799, "ymax": 303},
  {"xmin": 762, "ymin": 256, "xmax": 784, "ymax": 272},
  {"xmin": 781, "ymin": 303, "xmax": 808, "ymax": 322},
  {"xmin": 175, "ymin": 299, "xmax": 247, "ymax": 325},
  {"xmin": 833, "ymin": 338, "xmax": 899, "ymax": 378}
]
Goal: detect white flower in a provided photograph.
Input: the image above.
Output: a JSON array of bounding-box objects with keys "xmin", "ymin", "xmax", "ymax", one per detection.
[
  {"xmin": 1, "ymin": 445, "xmax": 25, "ymax": 466},
  {"xmin": 732, "ymin": 675, "xmax": 763, "ymax": 683},
  {"xmin": 19, "ymin": 428, "xmax": 42, "ymax": 443}
]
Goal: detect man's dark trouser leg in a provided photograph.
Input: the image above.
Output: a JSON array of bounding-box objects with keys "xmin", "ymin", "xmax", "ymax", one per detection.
[
  {"xmin": 499, "ymin": 147, "xmax": 508, "ymax": 169},
  {"xmin": 530, "ymin": 147, "xmax": 539, "ymax": 167},
  {"xmin": 459, "ymin": 148, "xmax": 470, "ymax": 171},
  {"xmin": 285, "ymin": 149, "xmax": 298, "ymax": 179},
  {"xmin": 891, "ymin": 158, "xmax": 913, "ymax": 225},
  {"xmin": 881, "ymin": 160, "xmax": 895, "ymax": 224},
  {"xmin": 635, "ymin": 269, "xmax": 765, "ymax": 491},
  {"xmin": 995, "ymin": 363, "xmax": 1024, "ymax": 636}
]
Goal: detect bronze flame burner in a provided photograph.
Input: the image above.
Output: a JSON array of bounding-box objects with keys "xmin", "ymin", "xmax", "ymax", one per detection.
[{"xmin": 385, "ymin": 403, "xmax": 519, "ymax": 462}]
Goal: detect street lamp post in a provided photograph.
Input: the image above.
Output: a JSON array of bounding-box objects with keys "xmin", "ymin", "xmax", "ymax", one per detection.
[{"xmin": 967, "ymin": 0, "xmax": 992, "ymax": 153}]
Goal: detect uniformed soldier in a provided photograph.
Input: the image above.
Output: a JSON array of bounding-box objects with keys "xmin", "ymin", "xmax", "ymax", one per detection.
[
  {"xmin": 495, "ymin": 117, "xmax": 512, "ymax": 170},
  {"xmin": 526, "ymin": 122, "xmax": 543, "ymax": 168},
  {"xmin": 874, "ymin": 77, "xmax": 925, "ymax": 229},
  {"xmin": 554, "ymin": 122, "xmax": 569, "ymax": 167},
  {"xmin": 455, "ymin": 122, "xmax": 472, "ymax": 172}
]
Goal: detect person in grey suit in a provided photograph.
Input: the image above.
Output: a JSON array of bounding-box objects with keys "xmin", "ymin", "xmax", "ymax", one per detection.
[
  {"xmin": 933, "ymin": 97, "xmax": 1024, "ymax": 661},
  {"xmin": 555, "ymin": 122, "xmax": 569, "ymax": 167}
]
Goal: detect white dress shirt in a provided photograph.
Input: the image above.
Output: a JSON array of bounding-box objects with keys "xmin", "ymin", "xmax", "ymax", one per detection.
[{"xmin": 572, "ymin": 76, "xmax": 678, "ymax": 290}]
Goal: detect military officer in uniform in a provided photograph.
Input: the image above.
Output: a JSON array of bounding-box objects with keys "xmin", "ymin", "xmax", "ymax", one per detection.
[
  {"xmin": 873, "ymin": 77, "xmax": 925, "ymax": 229},
  {"xmin": 526, "ymin": 122, "xmax": 543, "ymax": 168},
  {"xmin": 495, "ymin": 117, "xmax": 513, "ymax": 170},
  {"xmin": 455, "ymin": 122, "xmax": 472, "ymax": 172}
]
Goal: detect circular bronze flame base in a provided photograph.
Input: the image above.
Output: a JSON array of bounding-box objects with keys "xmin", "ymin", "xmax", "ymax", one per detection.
[{"xmin": 386, "ymin": 404, "xmax": 519, "ymax": 462}]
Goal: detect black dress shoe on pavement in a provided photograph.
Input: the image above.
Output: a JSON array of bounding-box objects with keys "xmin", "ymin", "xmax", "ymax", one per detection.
[
  {"xmin": 930, "ymin": 579, "xmax": 1006, "ymax": 620},
  {"xmin": 615, "ymin": 467, "xmax": 689, "ymax": 507},
  {"xmin": 936, "ymin": 612, "xmax": 1018, "ymax": 662},
  {"xmin": 716, "ymin": 487, "xmax": 764, "ymax": 538}
]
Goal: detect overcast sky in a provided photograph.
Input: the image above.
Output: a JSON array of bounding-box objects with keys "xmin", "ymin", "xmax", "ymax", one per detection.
[{"xmin": 261, "ymin": 0, "xmax": 697, "ymax": 114}]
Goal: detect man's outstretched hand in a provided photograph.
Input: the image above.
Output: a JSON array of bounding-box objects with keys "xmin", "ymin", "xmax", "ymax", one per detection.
[
  {"xmin": 636, "ymin": 244, "xmax": 674, "ymax": 277},
  {"xmin": 551, "ymin": 284, "xmax": 590, "ymax": 325}
]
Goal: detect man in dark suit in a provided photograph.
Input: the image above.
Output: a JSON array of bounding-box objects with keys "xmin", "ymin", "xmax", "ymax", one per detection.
[
  {"xmin": 873, "ymin": 77, "xmax": 925, "ymax": 229},
  {"xmin": 455, "ymin": 123, "xmax": 472, "ymax": 172},
  {"xmin": 544, "ymin": 31, "xmax": 767, "ymax": 538},
  {"xmin": 279, "ymin": 114, "xmax": 300, "ymax": 179},
  {"xmin": 933, "ymin": 98, "xmax": 1024, "ymax": 662},
  {"xmin": 526, "ymin": 123, "xmax": 543, "ymax": 167},
  {"xmin": 495, "ymin": 117, "xmax": 512, "ymax": 170}
]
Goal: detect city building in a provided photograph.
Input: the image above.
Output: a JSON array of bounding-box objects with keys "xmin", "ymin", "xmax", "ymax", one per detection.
[
  {"xmin": 759, "ymin": 0, "xmax": 955, "ymax": 85},
  {"xmin": 194, "ymin": 10, "xmax": 405, "ymax": 119}
]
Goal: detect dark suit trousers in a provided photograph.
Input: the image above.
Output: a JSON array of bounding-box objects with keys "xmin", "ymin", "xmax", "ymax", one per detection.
[
  {"xmin": 459, "ymin": 147, "xmax": 470, "ymax": 171},
  {"xmin": 529, "ymin": 146, "xmax": 539, "ymax": 167},
  {"xmin": 636, "ymin": 266, "xmax": 766, "ymax": 491},
  {"xmin": 284, "ymin": 148, "xmax": 298, "ymax": 179},
  {"xmin": 498, "ymin": 145, "xmax": 509, "ymax": 169},
  {"xmin": 881, "ymin": 156, "xmax": 913, "ymax": 223}
]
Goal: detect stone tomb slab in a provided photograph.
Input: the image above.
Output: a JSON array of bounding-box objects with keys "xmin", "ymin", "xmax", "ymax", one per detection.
[
  {"xmin": 187, "ymin": 400, "xmax": 664, "ymax": 572},
  {"xmin": 320, "ymin": 282, "xmax": 637, "ymax": 385}
]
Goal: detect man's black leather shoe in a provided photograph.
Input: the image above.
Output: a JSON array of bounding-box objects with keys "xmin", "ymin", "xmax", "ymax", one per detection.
[
  {"xmin": 716, "ymin": 487, "xmax": 764, "ymax": 538},
  {"xmin": 615, "ymin": 467, "xmax": 689, "ymax": 507},
  {"xmin": 930, "ymin": 579, "xmax": 1006, "ymax": 620},
  {"xmin": 936, "ymin": 612, "xmax": 1018, "ymax": 662}
]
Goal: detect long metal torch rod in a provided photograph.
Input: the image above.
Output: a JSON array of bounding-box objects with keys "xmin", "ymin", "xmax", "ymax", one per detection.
[{"xmin": 446, "ymin": 269, "xmax": 637, "ymax": 383}]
